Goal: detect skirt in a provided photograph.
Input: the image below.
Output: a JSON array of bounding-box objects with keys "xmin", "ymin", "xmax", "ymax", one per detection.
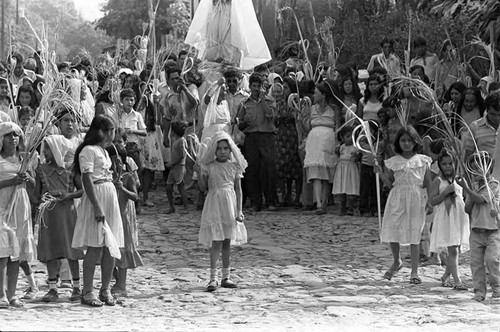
[
  {"xmin": 332, "ymin": 160, "xmax": 360, "ymax": 195},
  {"xmin": 72, "ymin": 182, "xmax": 124, "ymax": 250},
  {"xmin": 304, "ymin": 126, "xmax": 336, "ymax": 182},
  {"xmin": 143, "ymin": 127, "xmax": 165, "ymax": 171},
  {"xmin": 115, "ymin": 200, "xmax": 143, "ymax": 269},
  {"xmin": 38, "ymin": 201, "xmax": 84, "ymax": 262}
]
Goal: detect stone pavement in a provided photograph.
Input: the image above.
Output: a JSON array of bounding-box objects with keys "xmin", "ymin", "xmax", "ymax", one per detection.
[{"xmin": 2, "ymin": 183, "xmax": 500, "ymax": 331}]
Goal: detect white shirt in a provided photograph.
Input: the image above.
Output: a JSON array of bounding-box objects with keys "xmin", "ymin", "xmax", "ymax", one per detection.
[{"xmin": 112, "ymin": 109, "xmax": 146, "ymax": 143}]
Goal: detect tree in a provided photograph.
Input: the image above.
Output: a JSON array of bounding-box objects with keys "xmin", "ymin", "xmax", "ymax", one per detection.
[
  {"xmin": 5, "ymin": 0, "xmax": 115, "ymax": 61},
  {"xmin": 419, "ymin": 0, "xmax": 500, "ymax": 43},
  {"xmin": 97, "ymin": 0, "xmax": 174, "ymax": 40}
]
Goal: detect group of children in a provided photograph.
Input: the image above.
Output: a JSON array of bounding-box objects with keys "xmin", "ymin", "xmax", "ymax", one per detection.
[{"xmin": 0, "ymin": 111, "xmax": 145, "ymax": 308}]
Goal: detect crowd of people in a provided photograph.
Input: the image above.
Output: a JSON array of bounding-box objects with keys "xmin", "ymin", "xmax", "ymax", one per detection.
[{"xmin": 0, "ymin": 33, "xmax": 500, "ymax": 308}]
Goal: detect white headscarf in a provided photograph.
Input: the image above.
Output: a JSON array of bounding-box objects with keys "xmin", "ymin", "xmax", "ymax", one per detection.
[
  {"xmin": 199, "ymin": 131, "xmax": 247, "ymax": 173},
  {"xmin": 41, "ymin": 135, "xmax": 73, "ymax": 168},
  {"xmin": 0, "ymin": 122, "xmax": 23, "ymax": 152}
]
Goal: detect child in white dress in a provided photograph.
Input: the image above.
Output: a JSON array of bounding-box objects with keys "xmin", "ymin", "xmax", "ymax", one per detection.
[
  {"xmin": 429, "ymin": 149, "xmax": 469, "ymax": 290},
  {"xmin": 378, "ymin": 125, "xmax": 432, "ymax": 284},
  {"xmin": 332, "ymin": 126, "xmax": 360, "ymax": 215},
  {"xmin": 198, "ymin": 131, "xmax": 247, "ymax": 292}
]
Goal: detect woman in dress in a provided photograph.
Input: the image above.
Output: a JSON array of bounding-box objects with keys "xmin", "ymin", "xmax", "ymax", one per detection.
[
  {"xmin": 275, "ymin": 77, "xmax": 302, "ymax": 207},
  {"xmin": 72, "ymin": 115, "xmax": 124, "ymax": 307},
  {"xmin": 303, "ymin": 80, "xmax": 339, "ymax": 215}
]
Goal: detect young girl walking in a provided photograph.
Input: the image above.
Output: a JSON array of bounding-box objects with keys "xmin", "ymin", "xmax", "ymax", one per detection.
[
  {"xmin": 198, "ymin": 131, "xmax": 247, "ymax": 292},
  {"xmin": 35, "ymin": 135, "xmax": 85, "ymax": 302},
  {"xmin": 429, "ymin": 149, "xmax": 469, "ymax": 290},
  {"xmin": 332, "ymin": 126, "xmax": 360, "ymax": 215},
  {"xmin": 378, "ymin": 125, "xmax": 432, "ymax": 284},
  {"xmin": 72, "ymin": 115, "xmax": 124, "ymax": 307},
  {"xmin": 0, "ymin": 122, "xmax": 37, "ymax": 308},
  {"xmin": 107, "ymin": 142, "xmax": 143, "ymax": 297}
]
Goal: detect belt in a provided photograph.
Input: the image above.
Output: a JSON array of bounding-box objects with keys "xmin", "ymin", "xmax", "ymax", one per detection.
[
  {"xmin": 93, "ymin": 179, "xmax": 111, "ymax": 185},
  {"xmin": 472, "ymin": 228, "xmax": 498, "ymax": 233}
]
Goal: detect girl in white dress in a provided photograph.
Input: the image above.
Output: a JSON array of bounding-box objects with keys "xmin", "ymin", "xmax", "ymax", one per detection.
[
  {"xmin": 0, "ymin": 122, "xmax": 36, "ymax": 308},
  {"xmin": 72, "ymin": 115, "xmax": 124, "ymax": 307},
  {"xmin": 378, "ymin": 125, "xmax": 432, "ymax": 284},
  {"xmin": 198, "ymin": 131, "xmax": 247, "ymax": 292},
  {"xmin": 332, "ymin": 126, "xmax": 360, "ymax": 215},
  {"xmin": 429, "ymin": 150, "xmax": 469, "ymax": 290}
]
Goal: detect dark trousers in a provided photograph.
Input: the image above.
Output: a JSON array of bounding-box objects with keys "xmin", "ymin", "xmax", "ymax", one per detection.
[
  {"xmin": 359, "ymin": 163, "xmax": 377, "ymax": 214},
  {"xmin": 243, "ymin": 132, "xmax": 277, "ymax": 209}
]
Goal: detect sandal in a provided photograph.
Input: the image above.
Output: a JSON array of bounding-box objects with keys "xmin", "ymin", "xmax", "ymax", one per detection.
[
  {"xmin": 383, "ymin": 262, "xmax": 403, "ymax": 280},
  {"xmin": 0, "ymin": 298, "xmax": 9, "ymax": 309},
  {"xmin": 99, "ymin": 289, "xmax": 116, "ymax": 306},
  {"xmin": 9, "ymin": 298, "xmax": 24, "ymax": 308},
  {"xmin": 453, "ymin": 283, "xmax": 469, "ymax": 291},
  {"xmin": 80, "ymin": 291, "xmax": 103, "ymax": 307},
  {"xmin": 440, "ymin": 277, "xmax": 454, "ymax": 288},
  {"xmin": 409, "ymin": 276, "xmax": 422, "ymax": 284}
]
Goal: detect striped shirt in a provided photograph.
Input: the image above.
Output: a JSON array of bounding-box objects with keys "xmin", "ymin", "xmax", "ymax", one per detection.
[{"xmin": 463, "ymin": 115, "xmax": 497, "ymax": 156}]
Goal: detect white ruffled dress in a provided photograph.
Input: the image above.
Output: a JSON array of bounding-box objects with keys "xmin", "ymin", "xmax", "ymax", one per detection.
[
  {"xmin": 380, "ymin": 154, "xmax": 431, "ymax": 245},
  {"xmin": 198, "ymin": 161, "xmax": 246, "ymax": 246}
]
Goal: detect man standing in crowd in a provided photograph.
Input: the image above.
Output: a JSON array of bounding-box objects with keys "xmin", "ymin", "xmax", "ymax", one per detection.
[
  {"xmin": 367, "ymin": 38, "xmax": 402, "ymax": 78},
  {"xmin": 237, "ymin": 73, "xmax": 277, "ymax": 212}
]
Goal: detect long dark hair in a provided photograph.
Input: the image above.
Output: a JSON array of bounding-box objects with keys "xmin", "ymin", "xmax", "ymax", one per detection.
[
  {"xmin": 393, "ymin": 125, "xmax": 422, "ymax": 154},
  {"xmin": 363, "ymin": 75, "xmax": 384, "ymax": 103},
  {"xmin": 340, "ymin": 74, "xmax": 362, "ymax": 103},
  {"xmin": 16, "ymin": 85, "xmax": 38, "ymax": 109},
  {"xmin": 74, "ymin": 115, "xmax": 115, "ymax": 174}
]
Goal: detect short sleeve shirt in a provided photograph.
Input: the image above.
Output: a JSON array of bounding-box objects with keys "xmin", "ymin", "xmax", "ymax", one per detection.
[
  {"xmin": 79, "ymin": 145, "xmax": 113, "ymax": 182},
  {"xmin": 112, "ymin": 109, "xmax": 146, "ymax": 143}
]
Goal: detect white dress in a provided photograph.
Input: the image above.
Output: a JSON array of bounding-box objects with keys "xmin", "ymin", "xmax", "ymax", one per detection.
[
  {"xmin": 72, "ymin": 146, "xmax": 124, "ymax": 249},
  {"xmin": 0, "ymin": 156, "xmax": 36, "ymax": 261},
  {"xmin": 332, "ymin": 144, "xmax": 359, "ymax": 195},
  {"xmin": 429, "ymin": 177, "xmax": 470, "ymax": 252},
  {"xmin": 198, "ymin": 161, "xmax": 246, "ymax": 246},
  {"xmin": 380, "ymin": 154, "xmax": 431, "ymax": 245},
  {"xmin": 304, "ymin": 105, "xmax": 337, "ymax": 182}
]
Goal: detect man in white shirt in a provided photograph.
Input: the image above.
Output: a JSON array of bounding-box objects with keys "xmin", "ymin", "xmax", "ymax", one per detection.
[
  {"xmin": 410, "ymin": 37, "xmax": 439, "ymax": 83},
  {"xmin": 367, "ymin": 38, "xmax": 402, "ymax": 78},
  {"xmin": 113, "ymin": 88, "xmax": 147, "ymax": 171}
]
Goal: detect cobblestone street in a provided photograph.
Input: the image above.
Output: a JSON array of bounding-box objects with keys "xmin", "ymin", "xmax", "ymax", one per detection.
[{"xmin": 2, "ymin": 184, "xmax": 500, "ymax": 331}]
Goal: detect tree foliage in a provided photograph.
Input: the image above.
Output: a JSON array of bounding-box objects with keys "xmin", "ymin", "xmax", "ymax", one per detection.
[
  {"xmin": 96, "ymin": 0, "xmax": 174, "ymax": 40},
  {"xmin": 418, "ymin": 0, "xmax": 500, "ymax": 43},
  {"xmin": 5, "ymin": 0, "xmax": 113, "ymax": 61},
  {"xmin": 275, "ymin": 0, "xmax": 480, "ymax": 71}
]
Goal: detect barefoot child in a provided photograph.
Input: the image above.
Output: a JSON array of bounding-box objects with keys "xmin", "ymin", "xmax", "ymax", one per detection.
[
  {"xmin": 378, "ymin": 125, "xmax": 432, "ymax": 284},
  {"xmin": 35, "ymin": 135, "xmax": 84, "ymax": 302},
  {"xmin": 166, "ymin": 121, "xmax": 189, "ymax": 214},
  {"xmin": 332, "ymin": 126, "xmax": 360, "ymax": 216},
  {"xmin": 72, "ymin": 115, "xmax": 124, "ymax": 307},
  {"xmin": 429, "ymin": 149, "xmax": 469, "ymax": 290},
  {"xmin": 457, "ymin": 152, "xmax": 500, "ymax": 302},
  {"xmin": 107, "ymin": 143, "xmax": 143, "ymax": 297},
  {"xmin": 0, "ymin": 122, "xmax": 36, "ymax": 308},
  {"xmin": 198, "ymin": 131, "xmax": 247, "ymax": 292}
]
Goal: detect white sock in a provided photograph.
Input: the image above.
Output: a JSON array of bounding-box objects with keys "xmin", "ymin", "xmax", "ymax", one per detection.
[
  {"xmin": 222, "ymin": 268, "xmax": 230, "ymax": 280},
  {"xmin": 210, "ymin": 268, "xmax": 217, "ymax": 281}
]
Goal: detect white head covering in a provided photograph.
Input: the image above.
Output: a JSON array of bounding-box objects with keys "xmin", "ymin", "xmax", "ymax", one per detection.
[
  {"xmin": 267, "ymin": 73, "xmax": 283, "ymax": 86},
  {"xmin": 0, "ymin": 121, "xmax": 23, "ymax": 152},
  {"xmin": 199, "ymin": 131, "xmax": 247, "ymax": 173},
  {"xmin": 41, "ymin": 135, "xmax": 73, "ymax": 168}
]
